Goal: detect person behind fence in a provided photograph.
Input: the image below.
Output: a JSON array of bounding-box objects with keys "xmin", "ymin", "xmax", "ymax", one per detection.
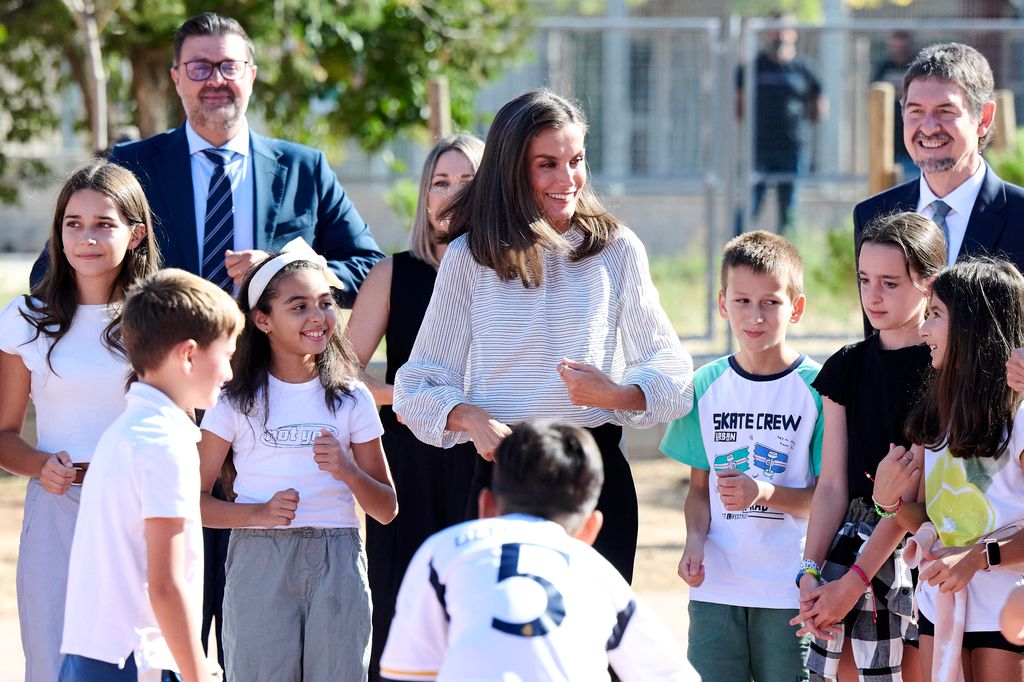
[
  {"xmin": 379, "ymin": 421, "xmax": 696, "ymax": 681},
  {"xmin": 869, "ymin": 259, "xmax": 1024, "ymax": 682},
  {"xmin": 792, "ymin": 212, "xmax": 946, "ymax": 681},
  {"xmin": 854, "ymin": 42, "xmax": 1024, "ymax": 308},
  {"xmin": 197, "ymin": 242, "xmax": 398, "ymax": 681},
  {"xmin": 872, "ymin": 31, "xmax": 917, "ymax": 181},
  {"xmin": 661, "ymin": 230, "xmax": 822, "ymax": 681},
  {"xmin": 735, "ymin": 12, "xmax": 827, "ymax": 235},
  {"xmin": 0, "ymin": 161, "xmax": 160, "ymax": 682},
  {"xmin": 391, "ymin": 89, "xmax": 694, "ymax": 584},
  {"xmin": 345, "ymin": 133, "xmax": 485, "ymax": 682},
  {"xmin": 59, "ymin": 269, "xmax": 243, "ymax": 682}
]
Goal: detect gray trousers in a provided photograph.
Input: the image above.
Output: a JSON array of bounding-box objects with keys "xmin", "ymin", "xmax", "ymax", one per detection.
[
  {"xmin": 18, "ymin": 478, "xmax": 81, "ymax": 682},
  {"xmin": 223, "ymin": 527, "xmax": 371, "ymax": 682}
]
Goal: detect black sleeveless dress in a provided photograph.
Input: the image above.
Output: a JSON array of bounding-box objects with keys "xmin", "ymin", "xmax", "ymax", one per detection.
[{"xmin": 366, "ymin": 251, "xmax": 478, "ymax": 681}]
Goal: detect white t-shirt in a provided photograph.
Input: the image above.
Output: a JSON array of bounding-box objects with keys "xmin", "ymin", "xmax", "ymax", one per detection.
[
  {"xmin": 380, "ymin": 515, "xmax": 696, "ymax": 682},
  {"xmin": 62, "ymin": 382, "xmax": 203, "ymax": 671},
  {"xmin": 918, "ymin": 406, "xmax": 1024, "ymax": 632},
  {"xmin": 660, "ymin": 354, "xmax": 824, "ymax": 609},
  {"xmin": 201, "ymin": 376, "xmax": 384, "ymax": 528},
  {"xmin": 0, "ymin": 297, "xmax": 129, "ymax": 462}
]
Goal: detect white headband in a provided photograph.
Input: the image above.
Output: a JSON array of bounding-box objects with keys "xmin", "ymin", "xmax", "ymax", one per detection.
[{"xmin": 247, "ymin": 237, "xmax": 345, "ymax": 309}]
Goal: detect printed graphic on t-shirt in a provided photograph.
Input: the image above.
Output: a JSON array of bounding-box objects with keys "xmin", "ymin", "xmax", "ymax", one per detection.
[
  {"xmin": 260, "ymin": 423, "xmax": 338, "ymax": 448},
  {"xmin": 712, "ymin": 411, "xmax": 804, "ymax": 523}
]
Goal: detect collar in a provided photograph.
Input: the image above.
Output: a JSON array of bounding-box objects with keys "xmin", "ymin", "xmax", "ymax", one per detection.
[
  {"xmin": 185, "ymin": 119, "xmax": 250, "ymax": 158},
  {"xmin": 126, "ymin": 382, "xmax": 201, "ymax": 443},
  {"xmin": 918, "ymin": 160, "xmax": 986, "ymax": 218}
]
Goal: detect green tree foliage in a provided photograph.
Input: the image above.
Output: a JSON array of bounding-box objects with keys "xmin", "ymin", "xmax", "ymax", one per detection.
[{"xmin": 0, "ymin": 0, "xmax": 534, "ymax": 202}]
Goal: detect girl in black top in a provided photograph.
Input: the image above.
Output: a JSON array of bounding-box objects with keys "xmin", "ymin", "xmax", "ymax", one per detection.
[
  {"xmin": 346, "ymin": 134, "xmax": 484, "ymax": 682},
  {"xmin": 794, "ymin": 213, "xmax": 945, "ymax": 681}
]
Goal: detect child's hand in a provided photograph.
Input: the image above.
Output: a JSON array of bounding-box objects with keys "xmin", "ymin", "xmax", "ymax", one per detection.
[
  {"xmin": 40, "ymin": 451, "xmax": 75, "ymax": 495},
  {"xmin": 921, "ymin": 543, "xmax": 987, "ymax": 593},
  {"xmin": 1007, "ymin": 348, "xmax": 1024, "ymax": 392},
  {"xmin": 256, "ymin": 488, "xmax": 299, "ymax": 528},
  {"xmin": 872, "ymin": 443, "xmax": 923, "ymax": 507},
  {"xmin": 313, "ymin": 429, "xmax": 358, "ymax": 481},
  {"xmin": 677, "ymin": 544, "xmax": 705, "ymax": 587},
  {"xmin": 790, "ymin": 574, "xmax": 857, "ymax": 640},
  {"xmin": 715, "ymin": 469, "xmax": 762, "ymax": 511}
]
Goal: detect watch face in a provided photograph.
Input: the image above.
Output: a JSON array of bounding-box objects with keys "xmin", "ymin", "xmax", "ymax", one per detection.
[{"xmin": 986, "ymin": 540, "xmax": 1002, "ymax": 567}]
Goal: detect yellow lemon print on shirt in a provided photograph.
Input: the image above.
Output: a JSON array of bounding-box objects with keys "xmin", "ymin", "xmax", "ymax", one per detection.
[{"xmin": 925, "ymin": 449, "xmax": 996, "ymax": 547}]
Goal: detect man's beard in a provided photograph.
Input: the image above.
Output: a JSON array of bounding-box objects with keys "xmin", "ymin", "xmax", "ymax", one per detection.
[
  {"xmin": 190, "ymin": 88, "xmax": 244, "ymax": 131},
  {"xmin": 915, "ymin": 156, "xmax": 957, "ymax": 174}
]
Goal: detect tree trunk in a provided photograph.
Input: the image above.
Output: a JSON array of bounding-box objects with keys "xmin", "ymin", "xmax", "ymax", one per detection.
[
  {"xmin": 63, "ymin": 41, "xmax": 95, "ymax": 143},
  {"xmin": 81, "ymin": 9, "xmax": 107, "ymax": 152},
  {"xmin": 130, "ymin": 43, "xmax": 173, "ymax": 138}
]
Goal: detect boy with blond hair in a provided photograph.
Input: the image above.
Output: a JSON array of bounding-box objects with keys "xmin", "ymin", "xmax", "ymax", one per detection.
[
  {"xmin": 60, "ymin": 270, "xmax": 243, "ymax": 682},
  {"xmin": 661, "ymin": 230, "xmax": 823, "ymax": 681}
]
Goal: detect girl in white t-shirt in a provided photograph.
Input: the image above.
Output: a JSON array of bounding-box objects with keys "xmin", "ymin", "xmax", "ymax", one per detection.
[
  {"xmin": 0, "ymin": 161, "xmax": 158, "ymax": 682},
  {"xmin": 198, "ymin": 242, "xmax": 397, "ymax": 681},
  {"xmin": 874, "ymin": 258, "xmax": 1024, "ymax": 681}
]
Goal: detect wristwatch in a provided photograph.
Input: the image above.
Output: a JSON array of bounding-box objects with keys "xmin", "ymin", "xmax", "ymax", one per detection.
[{"xmin": 984, "ymin": 539, "xmax": 1002, "ymax": 571}]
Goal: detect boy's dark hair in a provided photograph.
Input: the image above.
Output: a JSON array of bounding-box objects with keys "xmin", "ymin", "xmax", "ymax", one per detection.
[
  {"xmin": 907, "ymin": 258, "xmax": 1024, "ymax": 459},
  {"xmin": 857, "ymin": 211, "xmax": 947, "ymax": 282},
  {"xmin": 174, "ymin": 12, "xmax": 255, "ymax": 64},
  {"xmin": 225, "ymin": 256, "xmax": 361, "ymax": 422},
  {"xmin": 901, "ymin": 42, "xmax": 994, "ymax": 149},
  {"xmin": 121, "ymin": 269, "xmax": 244, "ymax": 374},
  {"xmin": 720, "ymin": 230, "xmax": 804, "ymax": 300},
  {"xmin": 491, "ymin": 422, "xmax": 604, "ymax": 528}
]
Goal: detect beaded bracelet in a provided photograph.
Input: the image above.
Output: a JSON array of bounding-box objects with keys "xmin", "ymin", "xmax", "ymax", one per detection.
[
  {"xmin": 872, "ymin": 496, "xmax": 903, "ymax": 518},
  {"xmin": 801, "ymin": 558, "xmax": 823, "ymax": 573},
  {"xmin": 794, "ymin": 565, "xmax": 824, "ymax": 588}
]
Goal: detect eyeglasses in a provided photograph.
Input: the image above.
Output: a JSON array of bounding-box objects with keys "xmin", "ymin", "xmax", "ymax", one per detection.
[{"xmin": 175, "ymin": 60, "xmax": 251, "ymax": 82}]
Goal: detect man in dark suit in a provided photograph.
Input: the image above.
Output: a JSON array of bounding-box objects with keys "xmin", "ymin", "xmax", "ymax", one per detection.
[
  {"xmin": 854, "ymin": 42, "xmax": 1024, "ymax": 275},
  {"xmin": 32, "ymin": 12, "xmax": 384, "ymax": 304}
]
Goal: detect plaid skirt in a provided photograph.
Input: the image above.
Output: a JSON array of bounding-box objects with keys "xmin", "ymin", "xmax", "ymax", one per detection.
[{"xmin": 806, "ymin": 497, "xmax": 916, "ymax": 682}]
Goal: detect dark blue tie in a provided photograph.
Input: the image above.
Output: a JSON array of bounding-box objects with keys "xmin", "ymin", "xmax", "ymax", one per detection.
[{"xmin": 202, "ymin": 149, "xmax": 235, "ymax": 290}]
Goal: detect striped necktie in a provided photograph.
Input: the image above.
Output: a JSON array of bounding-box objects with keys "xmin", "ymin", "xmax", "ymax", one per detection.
[
  {"xmin": 202, "ymin": 148, "xmax": 235, "ymax": 290},
  {"xmin": 929, "ymin": 199, "xmax": 952, "ymax": 263}
]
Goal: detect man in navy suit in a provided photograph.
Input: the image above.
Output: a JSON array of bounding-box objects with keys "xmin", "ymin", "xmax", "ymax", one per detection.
[
  {"xmin": 32, "ymin": 12, "xmax": 383, "ymax": 304},
  {"xmin": 854, "ymin": 43, "xmax": 1024, "ymax": 274}
]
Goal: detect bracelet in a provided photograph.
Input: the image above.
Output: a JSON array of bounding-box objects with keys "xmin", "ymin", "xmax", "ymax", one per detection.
[
  {"xmin": 873, "ymin": 496, "xmax": 903, "ymax": 518},
  {"xmin": 849, "ymin": 564, "xmax": 877, "ymax": 623},
  {"xmin": 795, "ymin": 567, "xmax": 824, "ymax": 588},
  {"xmin": 801, "ymin": 558, "xmax": 823, "ymax": 573},
  {"xmin": 872, "ymin": 496, "xmax": 901, "ymax": 510}
]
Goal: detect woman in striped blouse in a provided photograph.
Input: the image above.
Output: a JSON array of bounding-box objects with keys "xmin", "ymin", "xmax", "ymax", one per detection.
[{"xmin": 393, "ymin": 89, "xmax": 693, "ymax": 581}]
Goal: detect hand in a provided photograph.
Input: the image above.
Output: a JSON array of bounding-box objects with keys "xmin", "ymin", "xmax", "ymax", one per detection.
[
  {"xmin": 255, "ymin": 488, "xmax": 299, "ymax": 528},
  {"xmin": 465, "ymin": 414, "xmax": 512, "ymax": 462},
  {"xmin": 558, "ymin": 358, "xmax": 639, "ymax": 410},
  {"xmin": 715, "ymin": 469, "xmax": 762, "ymax": 511},
  {"xmin": 224, "ymin": 249, "xmax": 270, "ymax": 286},
  {"xmin": 1008, "ymin": 348, "xmax": 1024, "ymax": 392},
  {"xmin": 313, "ymin": 429, "xmax": 358, "ymax": 481},
  {"xmin": 920, "ymin": 543, "xmax": 986, "ymax": 593},
  {"xmin": 791, "ymin": 572, "xmax": 862, "ymax": 639},
  {"xmin": 677, "ymin": 543, "xmax": 705, "ymax": 587},
  {"xmin": 39, "ymin": 451, "xmax": 75, "ymax": 495},
  {"xmin": 872, "ymin": 443, "xmax": 923, "ymax": 507}
]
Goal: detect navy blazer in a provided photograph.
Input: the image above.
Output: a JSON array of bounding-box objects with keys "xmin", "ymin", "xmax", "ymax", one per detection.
[
  {"xmin": 853, "ymin": 164, "xmax": 1024, "ymax": 334},
  {"xmin": 32, "ymin": 126, "xmax": 384, "ymax": 304}
]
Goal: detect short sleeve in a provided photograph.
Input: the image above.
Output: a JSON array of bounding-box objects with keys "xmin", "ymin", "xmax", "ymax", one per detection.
[
  {"xmin": 797, "ymin": 360, "xmax": 826, "ymax": 476},
  {"xmin": 0, "ymin": 297, "xmax": 43, "ymax": 371},
  {"xmin": 199, "ymin": 395, "xmax": 239, "ymax": 445},
  {"xmin": 659, "ymin": 358, "xmax": 729, "ymax": 470},
  {"xmin": 812, "ymin": 343, "xmax": 857, "ymax": 406},
  {"xmin": 380, "ymin": 540, "xmax": 448, "ymax": 681},
  {"xmin": 347, "ymin": 382, "xmax": 385, "ymax": 444},
  {"xmin": 136, "ymin": 434, "xmax": 196, "ymax": 520}
]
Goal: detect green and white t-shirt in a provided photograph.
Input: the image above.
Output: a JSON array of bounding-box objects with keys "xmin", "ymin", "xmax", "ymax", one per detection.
[{"xmin": 660, "ymin": 354, "xmax": 824, "ymax": 609}]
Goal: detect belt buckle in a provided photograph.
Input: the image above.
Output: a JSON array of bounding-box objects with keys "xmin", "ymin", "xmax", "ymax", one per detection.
[{"xmin": 71, "ymin": 466, "xmax": 86, "ymax": 486}]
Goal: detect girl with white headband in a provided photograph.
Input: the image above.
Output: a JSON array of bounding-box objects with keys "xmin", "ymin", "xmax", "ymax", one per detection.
[{"xmin": 196, "ymin": 240, "xmax": 397, "ymax": 680}]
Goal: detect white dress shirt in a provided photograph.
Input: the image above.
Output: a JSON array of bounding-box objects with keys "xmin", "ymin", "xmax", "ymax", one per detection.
[
  {"xmin": 917, "ymin": 161, "xmax": 987, "ymax": 266},
  {"xmin": 185, "ymin": 120, "xmax": 254, "ymax": 264},
  {"xmin": 393, "ymin": 226, "xmax": 694, "ymax": 449}
]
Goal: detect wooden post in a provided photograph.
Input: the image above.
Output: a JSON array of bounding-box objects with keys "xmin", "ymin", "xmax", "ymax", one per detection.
[
  {"xmin": 992, "ymin": 89, "xmax": 1017, "ymax": 153},
  {"xmin": 428, "ymin": 77, "xmax": 452, "ymax": 141},
  {"xmin": 868, "ymin": 82, "xmax": 897, "ymax": 195}
]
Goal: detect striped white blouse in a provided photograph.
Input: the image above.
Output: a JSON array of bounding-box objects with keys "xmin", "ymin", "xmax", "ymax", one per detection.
[{"xmin": 392, "ymin": 225, "xmax": 694, "ymax": 448}]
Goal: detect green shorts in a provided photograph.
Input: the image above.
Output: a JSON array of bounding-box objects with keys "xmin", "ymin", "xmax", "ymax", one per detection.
[{"xmin": 688, "ymin": 600, "xmax": 810, "ymax": 682}]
